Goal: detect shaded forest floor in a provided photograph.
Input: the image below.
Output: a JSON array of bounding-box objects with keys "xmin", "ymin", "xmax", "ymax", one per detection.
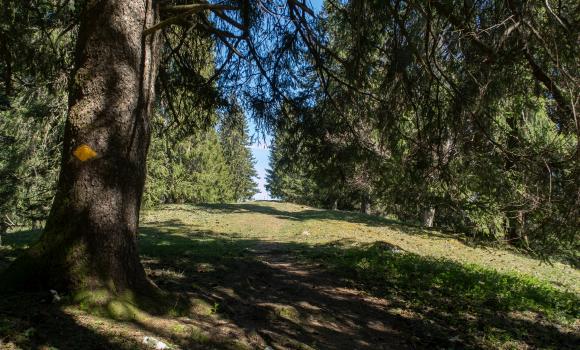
[{"xmin": 1, "ymin": 201, "xmax": 578, "ymax": 349}]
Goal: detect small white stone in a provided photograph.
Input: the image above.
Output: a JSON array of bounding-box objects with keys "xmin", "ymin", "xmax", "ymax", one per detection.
[
  {"xmin": 49, "ymin": 290, "xmax": 61, "ymax": 303},
  {"xmin": 155, "ymin": 340, "xmax": 168, "ymax": 350},
  {"xmin": 143, "ymin": 336, "xmax": 168, "ymax": 349}
]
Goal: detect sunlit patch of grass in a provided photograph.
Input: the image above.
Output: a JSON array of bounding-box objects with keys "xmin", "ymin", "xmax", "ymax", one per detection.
[
  {"xmin": 189, "ymin": 298, "xmax": 215, "ymax": 316},
  {"xmin": 73, "ymin": 289, "xmax": 145, "ymax": 321},
  {"xmin": 262, "ymin": 303, "xmax": 301, "ymax": 323},
  {"xmin": 170, "ymin": 323, "xmax": 189, "ymax": 335},
  {"xmin": 190, "ymin": 326, "xmax": 211, "ymax": 343}
]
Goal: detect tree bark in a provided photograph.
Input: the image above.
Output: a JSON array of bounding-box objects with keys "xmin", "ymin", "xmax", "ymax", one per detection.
[
  {"xmin": 3, "ymin": 0, "xmax": 161, "ymax": 294},
  {"xmin": 360, "ymin": 194, "xmax": 371, "ymax": 214},
  {"xmin": 504, "ymin": 104, "xmax": 526, "ymax": 247},
  {"xmin": 507, "ymin": 210, "xmax": 528, "ymax": 247},
  {"xmin": 422, "ymin": 207, "xmax": 436, "ymax": 228}
]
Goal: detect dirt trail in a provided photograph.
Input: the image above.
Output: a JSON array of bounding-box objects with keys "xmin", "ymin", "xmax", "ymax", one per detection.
[{"xmin": 169, "ymin": 242, "xmax": 455, "ymax": 350}]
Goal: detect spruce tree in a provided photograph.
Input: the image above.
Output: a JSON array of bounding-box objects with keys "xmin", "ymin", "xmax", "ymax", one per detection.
[
  {"xmin": 144, "ymin": 125, "xmax": 234, "ymax": 206},
  {"xmin": 219, "ymin": 99, "xmax": 258, "ymax": 202},
  {"xmin": 265, "ymin": 128, "xmax": 321, "ymax": 206}
]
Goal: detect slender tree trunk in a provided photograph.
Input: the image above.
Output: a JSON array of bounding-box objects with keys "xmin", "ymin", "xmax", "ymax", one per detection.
[
  {"xmin": 3, "ymin": 0, "xmax": 160, "ymax": 293},
  {"xmin": 361, "ymin": 193, "xmax": 371, "ymax": 214},
  {"xmin": 1, "ymin": 36, "xmax": 12, "ymax": 97},
  {"xmin": 507, "ymin": 210, "xmax": 528, "ymax": 247},
  {"xmin": 504, "ymin": 108, "xmax": 525, "ymax": 247},
  {"xmin": 422, "ymin": 207, "xmax": 436, "ymax": 228}
]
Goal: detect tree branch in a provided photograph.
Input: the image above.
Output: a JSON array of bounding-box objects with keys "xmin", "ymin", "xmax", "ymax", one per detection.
[
  {"xmin": 144, "ymin": 4, "xmax": 239, "ymax": 36},
  {"xmin": 161, "ymin": 4, "xmax": 238, "ymax": 13}
]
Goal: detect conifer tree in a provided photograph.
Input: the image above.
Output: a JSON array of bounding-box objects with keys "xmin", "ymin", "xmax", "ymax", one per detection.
[
  {"xmin": 219, "ymin": 99, "xmax": 258, "ymax": 202},
  {"xmin": 145, "ymin": 123, "xmax": 234, "ymax": 206},
  {"xmin": 0, "ymin": 1, "xmax": 74, "ymax": 229},
  {"xmin": 266, "ymin": 128, "xmax": 321, "ymax": 206}
]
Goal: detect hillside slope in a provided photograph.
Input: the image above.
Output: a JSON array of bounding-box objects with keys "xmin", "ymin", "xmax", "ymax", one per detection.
[
  {"xmin": 0, "ymin": 201, "xmax": 578, "ymax": 349},
  {"xmin": 142, "ymin": 201, "xmax": 579, "ymax": 294}
]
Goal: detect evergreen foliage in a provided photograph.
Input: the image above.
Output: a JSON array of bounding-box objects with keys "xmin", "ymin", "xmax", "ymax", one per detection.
[
  {"xmin": 144, "ymin": 127, "xmax": 235, "ymax": 206},
  {"xmin": 0, "ymin": 0, "xmax": 76, "ymax": 228},
  {"xmin": 266, "ymin": 0, "xmax": 579, "ymax": 259},
  {"xmin": 144, "ymin": 99, "xmax": 258, "ymax": 207},
  {"xmin": 0, "ymin": 88, "xmax": 66, "ymax": 227},
  {"xmin": 266, "ymin": 132, "xmax": 317, "ymax": 205},
  {"xmin": 219, "ymin": 98, "xmax": 258, "ymax": 202}
]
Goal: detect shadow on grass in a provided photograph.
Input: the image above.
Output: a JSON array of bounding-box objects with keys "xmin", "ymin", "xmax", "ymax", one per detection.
[
  {"xmin": 197, "ymin": 202, "xmax": 402, "ymax": 226},
  {"xmin": 1, "ymin": 229, "xmax": 41, "ymax": 247},
  {"xmin": 138, "ymin": 219, "xmax": 579, "ymax": 349},
  {"xmin": 1, "ymin": 218, "xmax": 578, "ymax": 349},
  {"xmin": 0, "ymin": 227, "xmax": 258, "ymax": 349},
  {"xmin": 0, "ymin": 293, "xmax": 128, "ymax": 350},
  {"xmin": 0, "ymin": 229, "xmax": 41, "ymax": 272},
  {"xmin": 195, "ymin": 202, "xmax": 456, "ymax": 240}
]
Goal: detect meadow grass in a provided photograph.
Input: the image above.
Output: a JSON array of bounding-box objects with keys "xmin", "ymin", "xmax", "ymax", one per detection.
[{"xmin": 1, "ymin": 201, "xmax": 578, "ymax": 349}]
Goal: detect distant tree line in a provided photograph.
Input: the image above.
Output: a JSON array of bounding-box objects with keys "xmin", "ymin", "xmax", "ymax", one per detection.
[{"xmin": 145, "ymin": 98, "xmax": 258, "ymax": 207}]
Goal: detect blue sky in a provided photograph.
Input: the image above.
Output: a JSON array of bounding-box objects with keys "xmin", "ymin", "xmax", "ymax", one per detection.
[
  {"xmin": 250, "ymin": 141, "xmax": 271, "ymax": 200},
  {"xmin": 249, "ymin": 0, "xmax": 323, "ymax": 200}
]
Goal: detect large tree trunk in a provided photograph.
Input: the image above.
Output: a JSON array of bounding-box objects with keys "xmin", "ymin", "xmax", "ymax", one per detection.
[{"xmin": 3, "ymin": 0, "xmax": 160, "ymax": 294}]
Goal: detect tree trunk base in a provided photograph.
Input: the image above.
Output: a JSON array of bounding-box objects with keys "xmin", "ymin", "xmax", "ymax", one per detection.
[
  {"xmin": 1, "ymin": 229, "xmax": 158, "ymax": 299},
  {"xmin": 1, "ymin": 235, "xmax": 165, "ymax": 320}
]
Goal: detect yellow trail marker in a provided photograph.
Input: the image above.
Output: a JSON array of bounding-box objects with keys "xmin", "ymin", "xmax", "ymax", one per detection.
[{"xmin": 73, "ymin": 144, "xmax": 97, "ymax": 162}]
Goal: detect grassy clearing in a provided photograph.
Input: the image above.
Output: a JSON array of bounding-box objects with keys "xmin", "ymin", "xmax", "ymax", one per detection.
[
  {"xmin": 0, "ymin": 201, "xmax": 578, "ymax": 349},
  {"xmin": 142, "ymin": 201, "xmax": 579, "ymax": 294}
]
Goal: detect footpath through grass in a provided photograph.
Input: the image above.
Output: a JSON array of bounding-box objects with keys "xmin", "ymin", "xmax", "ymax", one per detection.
[
  {"xmin": 146, "ymin": 201, "xmax": 579, "ymax": 294},
  {"xmin": 0, "ymin": 201, "xmax": 578, "ymax": 349}
]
